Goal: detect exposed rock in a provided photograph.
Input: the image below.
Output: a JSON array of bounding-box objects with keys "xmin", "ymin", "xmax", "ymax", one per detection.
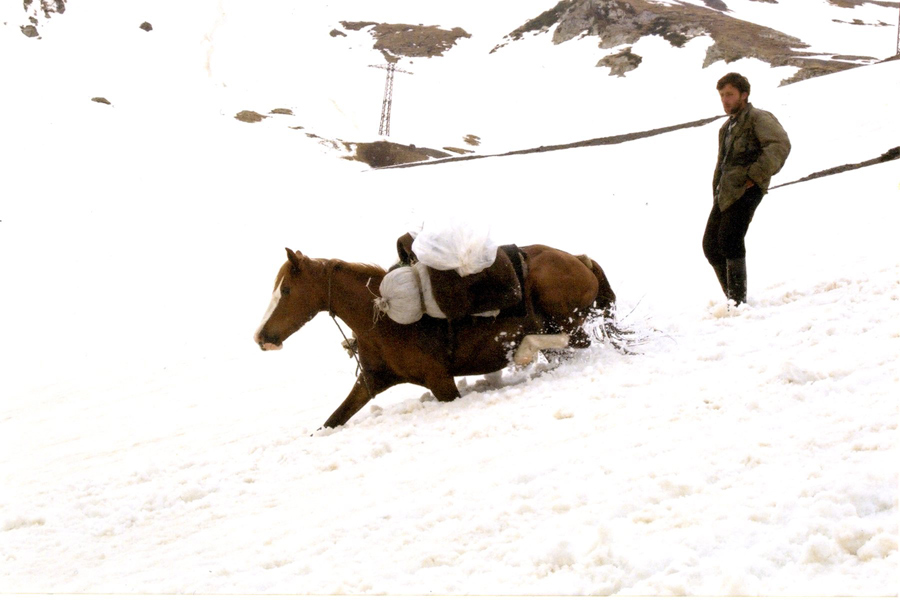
[
  {"xmin": 777, "ymin": 58, "xmax": 860, "ymax": 85},
  {"xmin": 463, "ymin": 134, "xmax": 482, "ymax": 147},
  {"xmin": 24, "ymin": 0, "xmax": 66, "ymax": 19},
  {"xmin": 349, "ymin": 140, "xmax": 451, "ymax": 168},
  {"xmin": 828, "ymin": 0, "xmax": 898, "ymax": 7},
  {"xmin": 338, "ymin": 21, "xmax": 471, "ymax": 62},
  {"xmin": 494, "ymin": 0, "xmax": 878, "ymax": 84},
  {"xmin": 701, "ymin": 0, "xmax": 730, "ymax": 10},
  {"xmin": 384, "ymin": 115, "xmax": 725, "ymax": 170},
  {"xmin": 772, "ymin": 146, "xmax": 900, "ymax": 189},
  {"xmin": 330, "ymin": 29, "xmax": 347, "ymax": 38},
  {"xmin": 20, "ymin": 0, "xmax": 66, "ymax": 37},
  {"xmin": 341, "ymin": 21, "xmax": 377, "ymax": 31},
  {"xmin": 234, "ymin": 110, "xmax": 268, "ymax": 123},
  {"xmin": 831, "ymin": 54, "xmax": 878, "ymax": 61},
  {"xmin": 833, "ymin": 17, "xmax": 892, "ymax": 26},
  {"xmin": 91, "ymin": 97, "xmax": 112, "ymax": 105},
  {"xmin": 270, "ymin": 108, "xmax": 294, "ymax": 116},
  {"xmin": 597, "ymin": 46, "xmax": 643, "ymax": 76},
  {"xmin": 443, "ymin": 146, "xmax": 475, "ymax": 155},
  {"xmin": 140, "ymin": 21, "xmax": 153, "ymax": 32}
]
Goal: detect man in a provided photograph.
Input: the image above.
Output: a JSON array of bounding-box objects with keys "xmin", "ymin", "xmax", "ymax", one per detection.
[{"xmin": 703, "ymin": 72, "xmax": 791, "ymax": 305}]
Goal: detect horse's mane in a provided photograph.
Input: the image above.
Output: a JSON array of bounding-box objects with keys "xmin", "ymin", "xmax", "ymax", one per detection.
[{"xmin": 327, "ymin": 258, "xmax": 386, "ymax": 279}]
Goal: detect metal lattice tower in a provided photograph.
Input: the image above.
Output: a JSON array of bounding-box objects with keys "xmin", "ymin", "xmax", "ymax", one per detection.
[{"xmin": 370, "ymin": 63, "xmax": 412, "ymax": 137}]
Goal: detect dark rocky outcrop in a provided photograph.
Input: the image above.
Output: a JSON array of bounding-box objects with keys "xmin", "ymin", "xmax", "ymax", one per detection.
[
  {"xmin": 493, "ymin": 0, "xmax": 882, "ymax": 84},
  {"xmin": 597, "ymin": 46, "xmax": 643, "ymax": 76},
  {"xmin": 20, "ymin": 0, "xmax": 66, "ymax": 37},
  {"xmin": 337, "ymin": 21, "xmax": 471, "ymax": 62}
]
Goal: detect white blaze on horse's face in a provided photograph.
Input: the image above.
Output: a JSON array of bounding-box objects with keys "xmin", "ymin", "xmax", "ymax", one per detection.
[{"xmin": 254, "ymin": 276, "xmax": 285, "ymax": 351}]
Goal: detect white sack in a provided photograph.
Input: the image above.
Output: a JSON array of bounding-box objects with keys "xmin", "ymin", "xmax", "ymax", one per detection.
[
  {"xmin": 375, "ymin": 267, "xmax": 423, "ymax": 324},
  {"xmin": 415, "ymin": 262, "xmax": 447, "ymax": 319},
  {"xmin": 412, "ymin": 219, "xmax": 498, "ymax": 276},
  {"xmin": 375, "ymin": 264, "xmax": 447, "ymax": 325}
]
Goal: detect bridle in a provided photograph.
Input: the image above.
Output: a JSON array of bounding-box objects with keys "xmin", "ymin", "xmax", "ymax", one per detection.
[{"xmin": 325, "ymin": 262, "xmax": 374, "ymax": 401}]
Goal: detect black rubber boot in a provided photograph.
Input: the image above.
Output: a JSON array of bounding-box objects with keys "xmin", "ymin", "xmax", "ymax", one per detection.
[
  {"xmin": 726, "ymin": 258, "xmax": 747, "ymax": 305},
  {"xmin": 712, "ymin": 262, "xmax": 728, "ymax": 296}
]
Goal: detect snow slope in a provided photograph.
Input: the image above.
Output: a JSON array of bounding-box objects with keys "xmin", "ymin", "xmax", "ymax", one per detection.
[{"xmin": 1, "ymin": 0, "xmax": 898, "ymax": 595}]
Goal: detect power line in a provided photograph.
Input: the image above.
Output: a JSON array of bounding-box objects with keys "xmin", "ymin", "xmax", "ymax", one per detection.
[{"xmin": 369, "ymin": 63, "xmax": 412, "ymax": 137}]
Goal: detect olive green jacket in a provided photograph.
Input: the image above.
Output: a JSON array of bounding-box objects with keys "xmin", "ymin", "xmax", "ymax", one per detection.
[{"xmin": 713, "ymin": 103, "xmax": 791, "ymax": 211}]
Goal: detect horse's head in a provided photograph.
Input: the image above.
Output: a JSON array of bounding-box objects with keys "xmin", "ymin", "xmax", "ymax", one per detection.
[{"xmin": 253, "ymin": 249, "xmax": 329, "ymax": 351}]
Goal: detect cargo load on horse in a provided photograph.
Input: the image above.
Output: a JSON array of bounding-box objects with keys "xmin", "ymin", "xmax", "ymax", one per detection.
[{"xmin": 376, "ymin": 222, "xmax": 525, "ymax": 324}]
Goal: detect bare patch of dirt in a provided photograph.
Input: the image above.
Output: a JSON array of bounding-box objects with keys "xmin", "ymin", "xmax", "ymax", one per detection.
[
  {"xmin": 347, "ymin": 141, "xmax": 452, "ymax": 168},
  {"xmin": 338, "ymin": 21, "xmax": 471, "ymax": 63},
  {"xmin": 492, "ymin": 0, "xmax": 884, "ymax": 84},
  {"xmin": 234, "ymin": 110, "xmax": 268, "ymax": 123}
]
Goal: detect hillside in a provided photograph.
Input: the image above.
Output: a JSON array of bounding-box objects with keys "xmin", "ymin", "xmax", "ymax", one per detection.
[
  {"xmin": 492, "ymin": 0, "xmax": 895, "ymax": 83},
  {"xmin": 3, "ymin": 0, "xmax": 898, "ymax": 157},
  {"xmin": 1, "ymin": 1, "xmax": 898, "ymax": 595}
]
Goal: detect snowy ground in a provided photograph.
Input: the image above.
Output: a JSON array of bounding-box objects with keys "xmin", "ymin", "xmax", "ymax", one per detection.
[{"xmin": 1, "ymin": 0, "xmax": 898, "ymax": 596}]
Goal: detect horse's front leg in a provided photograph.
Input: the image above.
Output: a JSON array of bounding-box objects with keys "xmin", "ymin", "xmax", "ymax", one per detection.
[
  {"xmin": 427, "ymin": 375, "xmax": 461, "ymax": 403},
  {"xmin": 323, "ymin": 371, "xmax": 399, "ymax": 429}
]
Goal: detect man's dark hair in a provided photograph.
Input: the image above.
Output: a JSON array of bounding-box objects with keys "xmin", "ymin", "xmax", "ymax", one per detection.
[{"xmin": 717, "ymin": 72, "xmax": 751, "ymax": 96}]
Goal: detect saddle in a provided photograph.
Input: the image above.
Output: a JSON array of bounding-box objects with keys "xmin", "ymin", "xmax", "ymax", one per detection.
[{"xmin": 389, "ymin": 233, "xmax": 526, "ymax": 321}]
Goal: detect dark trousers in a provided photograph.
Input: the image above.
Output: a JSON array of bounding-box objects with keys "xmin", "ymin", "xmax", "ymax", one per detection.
[{"xmin": 702, "ymin": 186, "xmax": 763, "ymax": 266}]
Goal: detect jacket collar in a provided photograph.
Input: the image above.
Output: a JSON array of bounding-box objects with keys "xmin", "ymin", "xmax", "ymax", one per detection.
[{"xmin": 728, "ymin": 102, "xmax": 754, "ymax": 126}]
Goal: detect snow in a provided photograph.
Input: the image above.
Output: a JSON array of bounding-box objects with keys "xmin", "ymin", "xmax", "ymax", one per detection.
[{"xmin": 1, "ymin": 0, "xmax": 898, "ymax": 595}]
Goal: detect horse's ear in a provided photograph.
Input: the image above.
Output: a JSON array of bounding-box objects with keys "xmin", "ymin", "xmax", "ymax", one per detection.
[{"xmin": 285, "ymin": 248, "xmax": 304, "ymax": 271}]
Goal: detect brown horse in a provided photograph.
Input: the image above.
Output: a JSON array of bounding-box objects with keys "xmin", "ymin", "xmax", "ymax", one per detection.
[{"xmin": 254, "ymin": 245, "xmax": 616, "ymax": 428}]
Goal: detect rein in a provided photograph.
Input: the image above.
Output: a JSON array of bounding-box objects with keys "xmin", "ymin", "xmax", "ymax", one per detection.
[{"xmin": 326, "ymin": 262, "xmax": 374, "ymax": 401}]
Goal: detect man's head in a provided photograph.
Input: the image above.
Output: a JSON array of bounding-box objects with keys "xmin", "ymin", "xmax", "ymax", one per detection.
[{"xmin": 717, "ymin": 72, "xmax": 750, "ymax": 116}]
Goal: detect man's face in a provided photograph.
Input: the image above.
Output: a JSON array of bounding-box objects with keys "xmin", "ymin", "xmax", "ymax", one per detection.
[{"xmin": 719, "ymin": 84, "xmax": 749, "ymax": 116}]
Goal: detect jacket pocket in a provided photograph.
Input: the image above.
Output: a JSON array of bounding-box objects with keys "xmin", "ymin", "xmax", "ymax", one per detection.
[
  {"xmin": 731, "ymin": 132, "xmax": 760, "ymax": 166},
  {"xmin": 718, "ymin": 167, "xmax": 750, "ymax": 208}
]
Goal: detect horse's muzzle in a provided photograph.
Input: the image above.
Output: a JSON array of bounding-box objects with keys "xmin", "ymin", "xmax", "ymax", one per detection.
[{"xmin": 254, "ymin": 331, "xmax": 283, "ymax": 351}]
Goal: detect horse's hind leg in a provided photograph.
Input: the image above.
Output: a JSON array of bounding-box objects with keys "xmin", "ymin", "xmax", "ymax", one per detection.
[
  {"xmin": 514, "ymin": 333, "xmax": 570, "ymax": 366},
  {"xmin": 323, "ymin": 371, "xmax": 399, "ymax": 429},
  {"xmin": 527, "ymin": 251, "xmax": 598, "ymax": 321}
]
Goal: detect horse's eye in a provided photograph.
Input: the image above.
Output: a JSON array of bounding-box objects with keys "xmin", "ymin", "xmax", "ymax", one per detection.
[{"xmin": 280, "ymin": 286, "xmax": 290, "ymax": 296}]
